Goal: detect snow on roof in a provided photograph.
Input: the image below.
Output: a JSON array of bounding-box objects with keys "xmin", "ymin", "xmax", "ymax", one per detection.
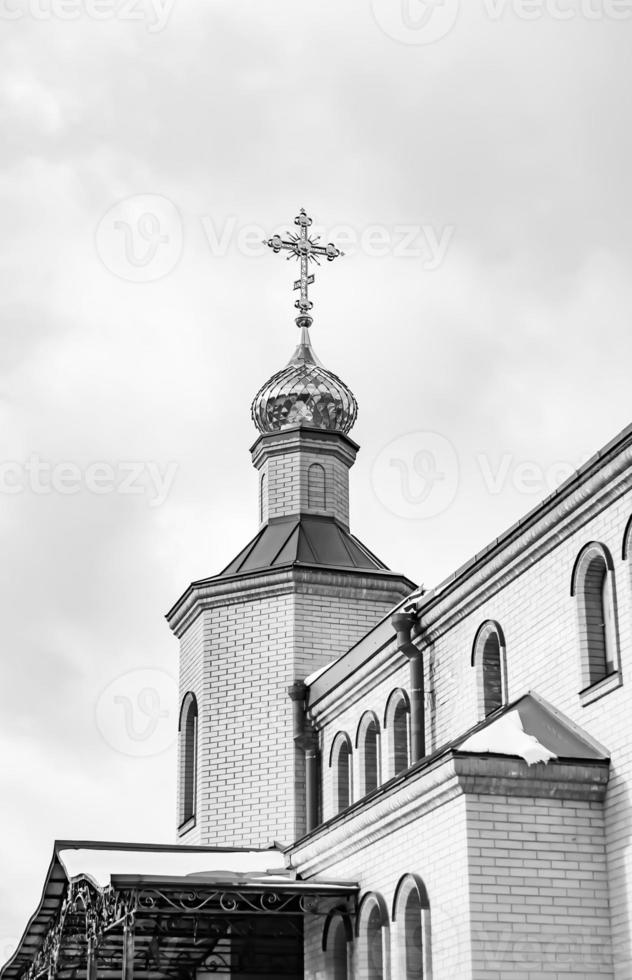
[
  {"xmin": 305, "ymin": 659, "xmax": 337, "ymax": 686},
  {"xmin": 58, "ymin": 845, "xmax": 287, "ymax": 890},
  {"xmin": 458, "ymin": 708, "xmax": 557, "ymax": 765}
]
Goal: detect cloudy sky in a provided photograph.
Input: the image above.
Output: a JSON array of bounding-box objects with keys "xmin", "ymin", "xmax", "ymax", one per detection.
[{"xmin": 1, "ymin": 0, "xmax": 632, "ymax": 952}]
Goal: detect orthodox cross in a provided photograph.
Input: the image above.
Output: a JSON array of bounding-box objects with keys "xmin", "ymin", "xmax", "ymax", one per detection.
[{"xmin": 264, "ymin": 208, "xmax": 344, "ymax": 319}]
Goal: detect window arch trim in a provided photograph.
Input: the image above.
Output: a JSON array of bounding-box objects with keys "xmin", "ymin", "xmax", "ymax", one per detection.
[
  {"xmin": 622, "ymin": 516, "xmax": 632, "ymax": 561},
  {"xmin": 355, "ymin": 710, "xmax": 381, "ymax": 748},
  {"xmin": 354, "ymin": 891, "xmax": 389, "ymax": 939},
  {"xmin": 383, "ymin": 688, "xmax": 411, "ymax": 728},
  {"xmin": 392, "ymin": 874, "xmax": 430, "ymax": 920},
  {"xmin": 329, "ymin": 731, "xmax": 353, "ymax": 768},
  {"xmin": 322, "ymin": 907, "xmax": 354, "ymax": 952},
  {"xmin": 470, "ymin": 620, "xmax": 506, "ymax": 667},
  {"xmin": 178, "ymin": 691, "xmax": 198, "ymax": 730},
  {"xmin": 570, "ymin": 541, "xmax": 615, "ymax": 597}
]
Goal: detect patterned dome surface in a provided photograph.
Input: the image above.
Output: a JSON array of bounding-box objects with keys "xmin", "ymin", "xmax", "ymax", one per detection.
[{"xmin": 251, "ymin": 323, "xmax": 358, "ymax": 435}]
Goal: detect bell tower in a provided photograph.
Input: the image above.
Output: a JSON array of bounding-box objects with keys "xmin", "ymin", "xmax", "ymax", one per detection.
[{"xmin": 167, "ymin": 209, "xmax": 415, "ymax": 848}]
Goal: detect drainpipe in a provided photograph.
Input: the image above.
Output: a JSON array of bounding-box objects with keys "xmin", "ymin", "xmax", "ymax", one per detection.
[
  {"xmin": 287, "ymin": 681, "xmax": 319, "ymax": 834},
  {"xmin": 392, "ymin": 612, "xmax": 425, "ymax": 762}
]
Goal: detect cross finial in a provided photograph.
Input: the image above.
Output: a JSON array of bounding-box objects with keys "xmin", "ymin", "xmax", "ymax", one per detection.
[{"xmin": 264, "ymin": 208, "xmax": 344, "ymax": 327}]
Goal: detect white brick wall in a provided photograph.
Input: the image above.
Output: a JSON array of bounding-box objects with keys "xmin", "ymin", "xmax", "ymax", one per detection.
[
  {"xmin": 175, "ymin": 570, "xmax": 410, "ymax": 848},
  {"xmin": 308, "ymin": 457, "xmax": 632, "ymax": 978}
]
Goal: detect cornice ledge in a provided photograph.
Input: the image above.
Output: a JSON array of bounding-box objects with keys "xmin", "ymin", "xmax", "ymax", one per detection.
[
  {"xmin": 453, "ymin": 754, "xmax": 610, "ymax": 801},
  {"xmin": 417, "ymin": 455, "xmax": 632, "ymax": 639},
  {"xmin": 290, "ymin": 755, "xmax": 462, "ymax": 876},
  {"xmin": 167, "ymin": 569, "xmax": 297, "ymax": 637},
  {"xmin": 309, "ymin": 645, "xmax": 407, "ymax": 726},
  {"xmin": 169, "ymin": 566, "xmax": 413, "ymax": 638}
]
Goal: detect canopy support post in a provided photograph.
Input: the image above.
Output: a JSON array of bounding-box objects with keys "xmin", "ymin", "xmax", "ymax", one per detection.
[{"xmin": 122, "ymin": 916, "xmax": 135, "ymax": 980}]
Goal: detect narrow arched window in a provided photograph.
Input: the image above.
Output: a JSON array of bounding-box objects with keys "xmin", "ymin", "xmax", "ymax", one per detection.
[
  {"xmin": 356, "ymin": 895, "xmax": 388, "ymax": 980},
  {"xmin": 330, "ymin": 733, "xmax": 352, "ymax": 814},
  {"xmin": 356, "ymin": 713, "xmax": 381, "ymax": 797},
  {"xmin": 384, "ymin": 689, "xmax": 410, "ymax": 779},
  {"xmin": 259, "ymin": 472, "xmax": 266, "ymax": 524},
  {"xmin": 572, "ymin": 543, "xmax": 619, "ymax": 688},
  {"xmin": 307, "ymin": 463, "xmax": 326, "ymax": 509},
  {"xmin": 179, "ymin": 693, "xmax": 198, "ymax": 827},
  {"xmin": 392, "ymin": 875, "xmax": 431, "ymax": 979},
  {"xmin": 472, "ymin": 621, "xmax": 507, "ymax": 719},
  {"xmin": 323, "ymin": 912, "xmax": 350, "ymax": 980}
]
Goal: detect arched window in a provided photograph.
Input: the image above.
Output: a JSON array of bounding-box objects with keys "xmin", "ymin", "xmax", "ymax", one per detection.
[
  {"xmin": 392, "ymin": 874, "xmax": 431, "ymax": 979},
  {"xmin": 571, "ymin": 542, "xmax": 619, "ymax": 688},
  {"xmin": 323, "ymin": 910, "xmax": 352, "ymax": 980},
  {"xmin": 178, "ymin": 692, "xmax": 198, "ymax": 827},
  {"xmin": 307, "ymin": 463, "xmax": 326, "ymax": 510},
  {"xmin": 329, "ymin": 732, "xmax": 353, "ymax": 814},
  {"xmin": 355, "ymin": 712, "xmax": 381, "ymax": 797},
  {"xmin": 259, "ymin": 472, "xmax": 266, "ymax": 523},
  {"xmin": 384, "ymin": 689, "xmax": 410, "ymax": 779},
  {"xmin": 356, "ymin": 894, "xmax": 389, "ymax": 980},
  {"xmin": 471, "ymin": 621, "xmax": 507, "ymax": 718}
]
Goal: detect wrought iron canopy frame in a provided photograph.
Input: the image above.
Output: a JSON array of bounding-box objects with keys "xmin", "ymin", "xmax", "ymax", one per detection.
[{"xmin": 18, "ymin": 876, "xmax": 358, "ymax": 980}]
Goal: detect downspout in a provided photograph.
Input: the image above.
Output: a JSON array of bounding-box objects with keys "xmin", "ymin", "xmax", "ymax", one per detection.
[
  {"xmin": 287, "ymin": 681, "xmax": 319, "ymax": 835},
  {"xmin": 391, "ymin": 612, "xmax": 425, "ymax": 762}
]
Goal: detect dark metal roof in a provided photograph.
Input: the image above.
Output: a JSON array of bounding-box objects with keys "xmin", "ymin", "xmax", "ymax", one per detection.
[{"xmin": 217, "ymin": 515, "xmax": 390, "ymax": 577}]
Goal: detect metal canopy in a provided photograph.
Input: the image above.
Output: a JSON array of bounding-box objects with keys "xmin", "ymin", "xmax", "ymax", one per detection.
[{"xmin": 2, "ymin": 843, "xmax": 358, "ymax": 980}]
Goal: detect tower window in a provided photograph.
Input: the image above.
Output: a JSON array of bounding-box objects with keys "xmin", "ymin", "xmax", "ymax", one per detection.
[
  {"xmin": 356, "ymin": 712, "xmax": 381, "ymax": 797},
  {"xmin": 178, "ymin": 692, "xmax": 198, "ymax": 828},
  {"xmin": 571, "ymin": 542, "xmax": 619, "ymax": 689},
  {"xmin": 259, "ymin": 472, "xmax": 266, "ymax": 524},
  {"xmin": 307, "ymin": 462, "xmax": 326, "ymax": 509},
  {"xmin": 472, "ymin": 621, "xmax": 507, "ymax": 718},
  {"xmin": 329, "ymin": 732, "xmax": 353, "ymax": 814}
]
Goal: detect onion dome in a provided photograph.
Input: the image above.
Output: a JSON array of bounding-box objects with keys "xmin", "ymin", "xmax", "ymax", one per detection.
[{"xmin": 251, "ymin": 316, "xmax": 358, "ymax": 435}]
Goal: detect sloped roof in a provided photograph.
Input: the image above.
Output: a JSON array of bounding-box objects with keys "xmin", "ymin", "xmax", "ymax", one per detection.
[
  {"xmin": 217, "ymin": 515, "xmax": 391, "ymax": 577},
  {"xmin": 454, "ymin": 691, "xmax": 609, "ymax": 763}
]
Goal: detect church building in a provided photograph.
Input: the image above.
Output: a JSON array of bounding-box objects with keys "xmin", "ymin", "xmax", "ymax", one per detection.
[{"xmin": 2, "ymin": 209, "xmax": 632, "ymax": 979}]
